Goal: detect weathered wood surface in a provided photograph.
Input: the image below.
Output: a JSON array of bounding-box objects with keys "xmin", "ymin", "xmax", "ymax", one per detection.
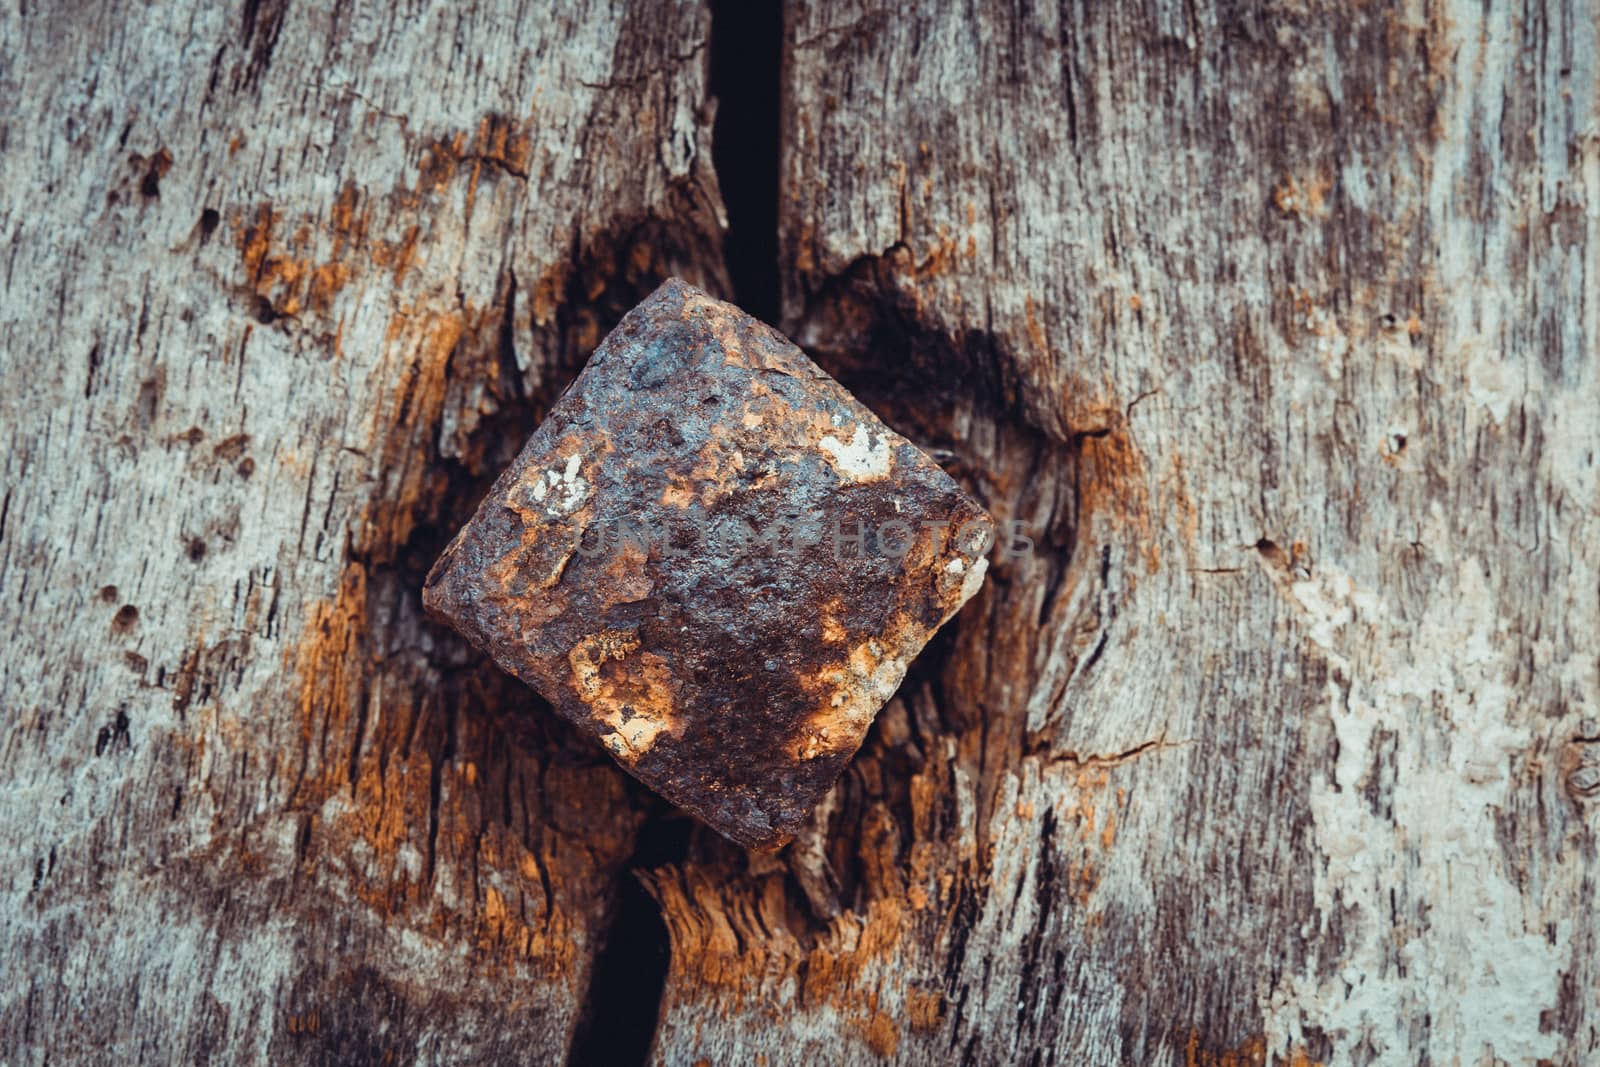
[
  {"xmin": 0, "ymin": 1, "xmax": 724, "ymax": 1061},
  {"xmin": 3, "ymin": 1, "xmax": 1597, "ymax": 1065}
]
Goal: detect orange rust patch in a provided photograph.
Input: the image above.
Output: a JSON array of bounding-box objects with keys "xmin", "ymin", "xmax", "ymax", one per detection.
[
  {"xmin": 661, "ymin": 482, "xmax": 695, "ymax": 508},
  {"xmin": 377, "ymin": 223, "xmax": 422, "ymax": 285},
  {"xmin": 306, "ymin": 261, "xmax": 352, "ymax": 315},
  {"xmin": 1160, "ymin": 451, "xmax": 1201, "ymax": 561},
  {"xmin": 905, "ymin": 986, "xmax": 946, "ymax": 1032},
  {"xmin": 285, "ymin": 563, "xmax": 599, "ymax": 977},
  {"xmin": 236, "ymin": 195, "xmax": 363, "ymax": 321},
  {"xmin": 529, "ymin": 264, "xmax": 571, "ymax": 327},
  {"xmin": 644, "ymin": 745, "xmax": 975, "ymax": 1053},
  {"xmin": 273, "ymin": 278, "xmax": 634, "ymax": 964},
  {"xmin": 1183, "ymin": 1032, "xmax": 1270, "ymax": 1067},
  {"xmin": 1024, "ymin": 294, "xmax": 1049, "ymax": 356},
  {"xmin": 1075, "ymin": 417, "xmax": 1157, "ymax": 574},
  {"xmin": 1042, "ymin": 763, "xmax": 1139, "ymax": 907},
  {"xmin": 291, "ymin": 561, "xmax": 372, "ymax": 806},
  {"xmin": 819, "ymin": 598, "xmax": 848, "ymax": 644},
  {"xmin": 354, "ymin": 305, "xmax": 477, "ymax": 563},
  {"xmin": 329, "ymin": 183, "xmax": 369, "ymax": 253},
  {"xmin": 863, "ymin": 1010, "xmax": 900, "ymax": 1057},
  {"xmin": 416, "ymin": 132, "xmax": 469, "ymax": 193},
  {"xmin": 1272, "ymin": 172, "xmax": 1333, "ymax": 219},
  {"xmin": 802, "ymin": 896, "xmax": 913, "ymax": 1004},
  {"xmin": 417, "ymin": 116, "xmax": 533, "ymax": 219},
  {"xmin": 474, "ymin": 113, "xmax": 532, "ymax": 176},
  {"xmin": 886, "ymin": 224, "xmax": 964, "ymax": 282},
  {"xmin": 233, "ymin": 113, "xmax": 535, "ymax": 323},
  {"xmin": 285, "ymin": 1010, "xmax": 320, "ymax": 1035},
  {"xmin": 134, "ymin": 147, "xmax": 174, "ymax": 189},
  {"xmin": 567, "ymin": 628, "xmax": 678, "ymax": 763},
  {"xmin": 794, "ymin": 216, "xmax": 817, "ymax": 275}
]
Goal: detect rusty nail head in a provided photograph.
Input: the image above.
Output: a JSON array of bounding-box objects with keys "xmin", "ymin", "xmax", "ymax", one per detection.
[{"xmin": 424, "ymin": 279, "xmax": 992, "ymax": 849}]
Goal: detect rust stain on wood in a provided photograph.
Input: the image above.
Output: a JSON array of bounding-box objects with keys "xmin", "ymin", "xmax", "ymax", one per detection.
[{"xmin": 284, "ymin": 559, "xmax": 621, "ymax": 980}]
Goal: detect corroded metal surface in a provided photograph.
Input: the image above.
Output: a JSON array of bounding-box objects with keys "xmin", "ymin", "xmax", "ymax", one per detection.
[{"xmin": 424, "ymin": 279, "xmax": 992, "ymax": 849}]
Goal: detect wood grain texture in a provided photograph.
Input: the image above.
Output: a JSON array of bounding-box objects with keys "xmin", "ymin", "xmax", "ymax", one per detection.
[
  {"xmin": 0, "ymin": 0, "xmax": 723, "ymax": 1061},
  {"xmin": 2, "ymin": 0, "xmax": 1596, "ymax": 1065},
  {"xmin": 653, "ymin": 1, "xmax": 1600, "ymax": 1064}
]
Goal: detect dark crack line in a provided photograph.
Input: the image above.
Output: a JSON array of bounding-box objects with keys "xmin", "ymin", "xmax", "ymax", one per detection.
[
  {"xmin": 565, "ymin": 819, "xmax": 689, "ymax": 1067},
  {"xmin": 708, "ymin": 0, "xmax": 782, "ymax": 326}
]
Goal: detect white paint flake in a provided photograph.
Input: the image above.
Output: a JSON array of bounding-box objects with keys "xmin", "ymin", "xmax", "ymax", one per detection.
[{"xmin": 529, "ymin": 454, "xmax": 590, "ymax": 516}]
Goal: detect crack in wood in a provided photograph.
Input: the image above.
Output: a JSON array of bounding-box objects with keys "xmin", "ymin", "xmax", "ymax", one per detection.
[{"xmin": 1038, "ymin": 733, "xmax": 1190, "ymax": 773}]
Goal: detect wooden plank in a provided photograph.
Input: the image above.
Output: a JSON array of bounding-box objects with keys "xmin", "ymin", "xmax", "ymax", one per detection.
[
  {"xmin": 649, "ymin": 1, "xmax": 1600, "ymax": 1063},
  {"xmin": 0, "ymin": 1, "xmax": 723, "ymax": 1061}
]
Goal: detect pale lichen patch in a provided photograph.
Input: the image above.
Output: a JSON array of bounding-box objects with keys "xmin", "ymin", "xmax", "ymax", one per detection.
[
  {"xmin": 956, "ymin": 555, "xmax": 989, "ymax": 609},
  {"xmin": 818, "ymin": 425, "xmax": 893, "ymax": 483},
  {"xmin": 510, "ymin": 453, "xmax": 591, "ymax": 519}
]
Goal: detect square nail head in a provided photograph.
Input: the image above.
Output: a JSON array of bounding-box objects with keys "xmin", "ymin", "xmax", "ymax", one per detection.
[{"xmin": 423, "ymin": 279, "xmax": 992, "ymax": 849}]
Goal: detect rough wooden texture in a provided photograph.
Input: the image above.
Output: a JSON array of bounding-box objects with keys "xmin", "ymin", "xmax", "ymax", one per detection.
[
  {"xmin": 0, "ymin": 1, "xmax": 724, "ymax": 1061},
  {"xmin": 654, "ymin": 1, "xmax": 1600, "ymax": 1065},
  {"xmin": 2, "ymin": 0, "xmax": 1596, "ymax": 1065}
]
